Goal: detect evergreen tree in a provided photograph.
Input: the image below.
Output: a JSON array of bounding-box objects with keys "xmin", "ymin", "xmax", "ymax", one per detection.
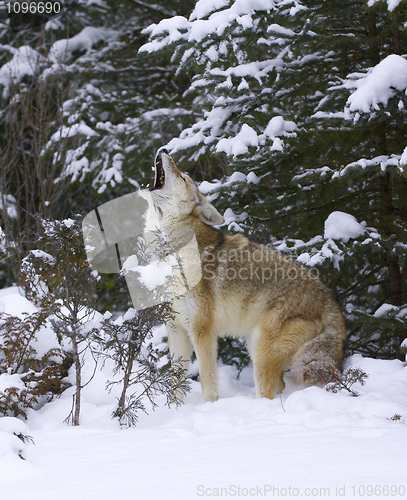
[
  {"xmin": 0, "ymin": 0, "xmax": 196, "ymax": 286},
  {"xmin": 141, "ymin": 0, "xmax": 407, "ymax": 359}
]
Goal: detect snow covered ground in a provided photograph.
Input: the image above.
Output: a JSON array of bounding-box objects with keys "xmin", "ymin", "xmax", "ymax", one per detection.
[{"xmin": 1, "ymin": 287, "xmax": 406, "ymax": 500}]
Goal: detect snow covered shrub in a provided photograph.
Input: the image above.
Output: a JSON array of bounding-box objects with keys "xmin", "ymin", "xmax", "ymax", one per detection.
[
  {"xmin": 325, "ymin": 367, "xmax": 369, "ymax": 398},
  {"xmin": 0, "ymin": 417, "xmax": 34, "ymax": 461},
  {"xmin": 18, "ymin": 214, "xmax": 189, "ymax": 425},
  {"xmin": 0, "ymin": 308, "xmax": 69, "ymax": 418},
  {"xmin": 21, "ymin": 214, "xmax": 102, "ymax": 425},
  {"xmin": 98, "ymin": 306, "xmax": 190, "ymax": 427}
]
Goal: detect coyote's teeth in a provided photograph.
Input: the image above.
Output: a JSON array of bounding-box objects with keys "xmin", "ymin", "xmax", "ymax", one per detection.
[{"xmin": 151, "ymin": 152, "xmax": 165, "ymax": 190}]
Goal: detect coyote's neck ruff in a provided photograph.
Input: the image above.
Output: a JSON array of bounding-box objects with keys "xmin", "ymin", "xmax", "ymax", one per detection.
[{"xmin": 147, "ymin": 149, "xmax": 347, "ymax": 403}]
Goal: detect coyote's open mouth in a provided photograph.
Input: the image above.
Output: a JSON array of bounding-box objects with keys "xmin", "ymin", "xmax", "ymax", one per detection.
[{"xmin": 151, "ymin": 149, "xmax": 166, "ymax": 191}]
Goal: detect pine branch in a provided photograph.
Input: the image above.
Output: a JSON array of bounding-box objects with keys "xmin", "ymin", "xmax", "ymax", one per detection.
[{"xmin": 128, "ymin": 0, "xmax": 174, "ymax": 17}]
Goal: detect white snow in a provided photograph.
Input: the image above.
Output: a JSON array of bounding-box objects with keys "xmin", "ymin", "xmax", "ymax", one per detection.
[
  {"xmin": 169, "ymin": 109, "xmax": 296, "ymax": 158},
  {"xmin": 0, "ymin": 287, "xmax": 36, "ymax": 317},
  {"xmin": 265, "ymin": 115, "xmax": 296, "ymax": 137},
  {"xmin": 214, "ymin": 118, "xmax": 292, "ymax": 157},
  {"xmin": 49, "ymin": 122, "xmax": 99, "ymax": 144},
  {"xmin": 123, "ymin": 255, "xmax": 178, "ymax": 291},
  {"xmin": 374, "ymin": 303, "xmax": 398, "ymax": 318},
  {"xmin": 0, "ymin": 352, "xmax": 406, "ymax": 499},
  {"xmin": 246, "ymin": 171, "xmax": 260, "ymax": 184},
  {"xmin": 1, "ymin": 284, "xmax": 407, "ymax": 499},
  {"xmin": 0, "ymin": 193, "xmax": 18, "ymax": 219},
  {"xmin": 206, "ymin": 57, "xmax": 285, "ymax": 83},
  {"xmin": 30, "ymin": 250, "xmax": 56, "ymax": 265},
  {"xmin": 333, "ymin": 154, "xmax": 403, "ymax": 178},
  {"xmin": 190, "ymin": 0, "xmax": 230, "ymax": 21},
  {"xmin": 0, "ymin": 28, "xmax": 116, "ymax": 98},
  {"xmin": 0, "ymin": 287, "xmax": 61, "ymax": 359},
  {"xmin": 0, "ymin": 373, "xmax": 26, "ymax": 394},
  {"xmin": 0, "ymin": 417, "xmax": 33, "ymax": 473},
  {"xmin": 223, "ymin": 207, "xmax": 248, "ymax": 231},
  {"xmin": 324, "ymin": 211, "xmax": 366, "ymax": 243},
  {"xmin": 346, "ymin": 55, "xmax": 407, "ymax": 113},
  {"xmin": 198, "ymin": 180, "xmax": 222, "ymax": 194},
  {"xmin": 267, "ymin": 24, "xmax": 296, "ymax": 37},
  {"xmin": 62, "ymin": 219, "xmax": 76, "ymax": 229},
  {"xmin": 141, "ymin": 0, "xmax": 284, "ymax": 52},
  {"xmin": 198, "ymin": 170, "xmax": 259, "ymax": 200},
  {"xmin": 216, "ymin": 124, "xmax": 259, "ymax": 156},
  {"xmin": 48, "ymin": 27, "xmax": 114, "ymax": 64},
  {"xmin": 0, "ymin": 46, "xmax": 45, "ymax": 98},
  {"xmin": 367, "ymin": 0, "xmax": 402, "ymax": 11},
  {"xmin": 294, "ymin": 237, "xmax": 344, "ymax": 271}
]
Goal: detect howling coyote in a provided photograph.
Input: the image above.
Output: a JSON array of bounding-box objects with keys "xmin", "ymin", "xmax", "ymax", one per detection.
[{"xmin": 146, "ymin": 149, "xmax": 347, "ymax": 402}]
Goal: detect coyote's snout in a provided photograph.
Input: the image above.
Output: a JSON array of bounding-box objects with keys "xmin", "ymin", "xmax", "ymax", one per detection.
[{"xmin": 147, "ymin": 149, "xmax": 347, "ymax": 402}]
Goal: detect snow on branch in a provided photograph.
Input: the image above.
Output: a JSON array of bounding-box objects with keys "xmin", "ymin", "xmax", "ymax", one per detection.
[
  {"xmin": 200, "ymin": 54, "xmax": 287, "ymax": 85},
  {"xmin": 345, "ymin": 55, "xmax": 407, "ymax": 114},
  {"xmin": 0, "ymin": 27, "xmax": 117, "ymax": 98},
  {"xmin": 215, "ymin": 116, "xmax": 296, "ymax": 157},
  {"xmin": 167, "ymin": 108, "xmax": 296, "ymax": 158},
  {"xmin": 0, "ymin": 46, "xmax": 46, "ymax": 98},
  {"xmin": 333, "ymin": 154, "xmax": 404, "ymax": 178},
  {"xmin": 367, "ymin": 0, "xmax": 403, "ymax": 12},
  {"xmin": 140, "ymin": 0, "xmax": 304, "ymax": 53},
  {"xmin": 324, "ymin": 212, "xmax": 366, "ymax": 244},
  {"xmin": 48, "ymin": 27, "xmax": 117, "ymax": 64}
]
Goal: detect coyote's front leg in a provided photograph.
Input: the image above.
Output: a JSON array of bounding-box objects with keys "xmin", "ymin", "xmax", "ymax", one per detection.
[
  {"xmin": 167, "ymin": 322, "xmax": 192, "ymax": 403},
  {"xmin": 193, "ymin": 328, "xmax": 218, "ymax": 402}
]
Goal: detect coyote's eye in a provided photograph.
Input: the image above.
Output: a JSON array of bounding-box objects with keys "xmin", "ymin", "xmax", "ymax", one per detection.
[{"xmin": 181, "ymin": 176, "xmax": 187, "ymax": 183}]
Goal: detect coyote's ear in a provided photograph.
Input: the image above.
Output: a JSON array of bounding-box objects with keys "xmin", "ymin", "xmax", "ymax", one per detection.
[{"xmin": 193, "ymin": 194, "xmax": 224, "ymax": 226}]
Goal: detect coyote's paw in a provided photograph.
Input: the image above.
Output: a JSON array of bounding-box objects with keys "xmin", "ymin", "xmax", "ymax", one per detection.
[{"xmin": 203, "ymin": 393, "xmax": 219, "ymax": 403}]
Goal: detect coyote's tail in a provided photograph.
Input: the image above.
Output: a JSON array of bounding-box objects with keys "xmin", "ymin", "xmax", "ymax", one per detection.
[{"xmin": 291, "ymin": 303, "xmax": 347, "ymax": 385}]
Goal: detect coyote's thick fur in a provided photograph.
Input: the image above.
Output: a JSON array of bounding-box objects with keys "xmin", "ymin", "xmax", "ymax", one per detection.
[{"xmin": 147, "ymin": 149, "xmax": 347, "ymax": 402}]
